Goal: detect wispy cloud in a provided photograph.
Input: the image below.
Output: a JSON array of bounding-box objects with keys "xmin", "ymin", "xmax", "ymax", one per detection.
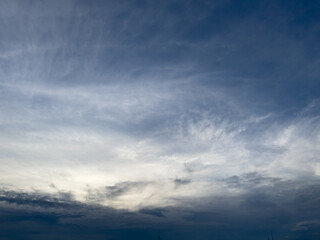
[{"xmin": 1, "ymin": 0, "xmax": 320, "ymax": 238}]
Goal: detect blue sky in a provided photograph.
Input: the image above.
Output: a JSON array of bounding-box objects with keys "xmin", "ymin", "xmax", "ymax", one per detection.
[{"xmin": 1, "ymin": 0, "xmax": 320, "ymax": 239}]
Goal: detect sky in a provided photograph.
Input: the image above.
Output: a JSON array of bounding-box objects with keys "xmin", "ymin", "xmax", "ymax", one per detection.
[{"xmin": 1, "ymin": 0, "xmax": 320, "ymax": 239}]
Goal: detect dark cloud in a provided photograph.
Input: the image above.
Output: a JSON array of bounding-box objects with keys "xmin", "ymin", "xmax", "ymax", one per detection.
[
  {"xmin": 173, "ymin": 178, "xmax": 191, "ymax": 188},
  {"xmin": 1, "ymin": 179, "xmax": 320, "ymax": 239},
  {"xmin": 183, "ymin": 211, "xmax": 220, "ymax": 223},
  {"xmin": 139, "ymin": 208, "xmax": 167, "ymax": 218},
  {"xmin": 0, "ymin": 189, "xmax": 76, "ymax": 209}
]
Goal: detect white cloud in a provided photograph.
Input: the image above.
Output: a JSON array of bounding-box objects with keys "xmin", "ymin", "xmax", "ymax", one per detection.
[{"xmin": 1, "ymin": 78, "xmax": 320, "ymax": 209}]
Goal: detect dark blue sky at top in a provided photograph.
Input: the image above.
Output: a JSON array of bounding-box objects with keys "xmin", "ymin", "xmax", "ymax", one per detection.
[
  {"xmin": 2, "ymin": 0, "xmax": 320, "ymax": 116},
  {"xmin": 1, "ymin": 0, "xmax": 320, "ymax": 239}
]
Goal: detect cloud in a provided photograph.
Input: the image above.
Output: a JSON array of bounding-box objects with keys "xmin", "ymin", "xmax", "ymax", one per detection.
[
  {"xmin": 293, "ymin": 220, "xmax": 320, "ymax": 232},
  {"xmin": 1, "ymin": 178, "xmax": 320, "ymax": 239},
  {"xmin": 0, "ymin": 189, "xmax": 76, "ymax": 209},
  {"xmin": 223, "ymin": 172, "xmax": 283, "ymax": 189},
  {"xmin": 105, "ymin": 181, "xmax": 149, "ymax": 200},
  {"xmin": 139, "ymin": 208, "xmax": 166, "ymax": 218},
  {"xmin": 173, "ymin": 178, "xmax": 191, "ymax": 188},
  {"xmin": 1, "ymin": 1, "xmax": 320, "ymax": 238}
]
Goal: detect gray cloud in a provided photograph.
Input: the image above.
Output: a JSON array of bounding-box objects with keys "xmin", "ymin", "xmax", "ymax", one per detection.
[
  {"xmin": 173, "ymin": 178, "xmax": 191, "ymax": 189},
  {"xmin": 0, "ymin": 189, "xmax": 76, "ymax": 209},
  {"xmin": 105, "ymin": 181, "xmax": 149, "ymax": 200},
  {"xmin": 224, "ymin": 172, "xmax": 283, "ymax": 189}
]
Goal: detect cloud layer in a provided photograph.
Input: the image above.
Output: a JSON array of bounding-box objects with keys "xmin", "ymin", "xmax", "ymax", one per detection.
[{"xmin": 1, "ymin": 0, "xmax": 320, "ymax": 239}]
